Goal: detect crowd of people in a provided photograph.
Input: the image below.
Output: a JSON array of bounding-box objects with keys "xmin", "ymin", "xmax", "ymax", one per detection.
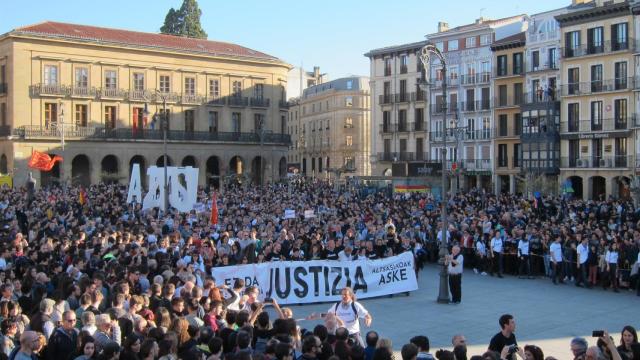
[{"xmin": 0, "ymin": 177, "xmax": 637, "ymax": 360}]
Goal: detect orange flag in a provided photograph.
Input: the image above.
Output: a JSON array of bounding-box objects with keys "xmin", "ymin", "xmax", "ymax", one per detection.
[
  {"xmin": 28, "ymin": 150, "xmax": 63, "ymax": 171},
  {"xmin": 210, "ymin": 193, "xmax": 219, "ymax": 225},
  {"xmin": 79, "ymin": 188, "xmax": 86, "ymax": 205}
]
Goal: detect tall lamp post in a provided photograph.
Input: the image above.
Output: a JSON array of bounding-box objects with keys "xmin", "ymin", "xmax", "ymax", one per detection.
[{"xmin": 419, "ymin": 44, "xmax": 450, "ymax": 304}]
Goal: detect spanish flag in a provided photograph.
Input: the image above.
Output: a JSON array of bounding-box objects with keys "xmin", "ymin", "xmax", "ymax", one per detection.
[{"xmin": 210, "ymin": 193, "xmax": 219, "ymax": 225}]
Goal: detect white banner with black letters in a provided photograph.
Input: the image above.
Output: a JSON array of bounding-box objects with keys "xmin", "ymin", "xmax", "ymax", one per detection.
[{"xmin": 211, "ymin": 252, "xmax": 418, "ymax": 305}]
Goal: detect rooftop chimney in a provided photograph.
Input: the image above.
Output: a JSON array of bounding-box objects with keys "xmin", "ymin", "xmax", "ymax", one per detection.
[
  {"xmin": 475, "ymin": 17, "xmax": 486, "ymax": 24},
  {"xmin": 438, "ymin": 22, "xmax": 449, "ymax": 33}
]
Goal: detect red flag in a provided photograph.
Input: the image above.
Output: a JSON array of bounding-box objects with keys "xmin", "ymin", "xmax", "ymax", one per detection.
[
  {"xmin": 28, "ymin": 151, "xmax": 63, "ymax": 171},
  {"xmin": 210, "ymin": 193, "xmax": 219, "ymax": 225},
  {"xmin": 143, "ymin": 103, "xmax": 149, "ymax": 127},
  {"xmin": 132, "ymin": 108, "xmax": 138, "ymax": 136},
  {"xmin": 79, "ymin": 188, "xmax": 86, "ymax": 205}
]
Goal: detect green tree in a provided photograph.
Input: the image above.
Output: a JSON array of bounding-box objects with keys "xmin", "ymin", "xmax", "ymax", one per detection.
[{"xmin": 160, "ymin": 0, "xmax": 208, "ymax": 39}]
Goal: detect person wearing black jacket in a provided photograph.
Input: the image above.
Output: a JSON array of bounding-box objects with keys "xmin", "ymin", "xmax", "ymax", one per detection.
[{"xmin": 46, "ymin": 311, "xmax": 78, "ymax": 360}]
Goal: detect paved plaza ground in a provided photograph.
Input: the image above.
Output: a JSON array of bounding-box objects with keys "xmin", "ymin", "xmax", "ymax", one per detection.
[{"xmin": 284, "ymin": 264, "xmax": 639, "ymax": 359}]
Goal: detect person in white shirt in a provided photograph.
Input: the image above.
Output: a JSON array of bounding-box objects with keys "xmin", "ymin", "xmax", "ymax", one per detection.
[
  {"xmin": 604, "ymin": 243, "xmax": 619, "ymax": 292},
  {"xmin": 338, "ymin": 246, "xmax": 356, "ymax": 261},
  {"xmin": 549, "ymin": 236, "xmax": 564, "ymax": 284},
  {"xmin": 474, "ymin": 238, "xmax": 488, "ymax": 275},
  {"xmin": 446, "ymin": 245, "xmax": 464, "ymax": 303},
  {"xmin": 327, "ymin": 287, "xmax": 372, "ymax": 346},
  {"xmin": 490, "ymin": 230, "xmax": 504, "ymax": 278},
  {"xmin": 575, "ymin": 237, "xmax": 591, "ymax": 288},
  {"xmin": 517, "ymin": 237, "xmax": 530, "ymax": 279}
]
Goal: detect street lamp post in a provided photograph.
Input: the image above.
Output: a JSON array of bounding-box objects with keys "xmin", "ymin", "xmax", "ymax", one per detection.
[
  {"xmin": 152, "ymin": 94, "xmax": 169, "ymax": 213},
  {"xmin": 419, "ymin": 45, "xmax": 451, "ymax": 304}
]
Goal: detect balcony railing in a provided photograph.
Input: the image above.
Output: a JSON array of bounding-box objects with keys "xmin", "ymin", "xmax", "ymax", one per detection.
[
  {"xmin": 379, "ymin": 94, "xmax": 393, "ymax": 105},
  {"xmin": 181, "ymin": 93, "xmax": 201, "ymax": 104},
  {"xmin": 429, "ymin": 131, "xmax": 457, "ymax": 142},
  {"xmin": 30, "ymin": 84, "xmax": 70, "ymax": 96},
  {"xmin": 400, "ymin": 65, "xmax": 408, "ymax": 74},
  {"xmin": 561, "ymin": 77, "xmax": 635, "ymax": 96},
  {"xmin": 279, "ymin": 100, "xmax": 290, "ymax": 109},
  {"xmin": 562, "ymin": 39, "xmax": 635, "ymax": 59},
  {"xmin": 411, "ymin": 91, "xmax": 427, "ymax": 101},
  {"xmin": 379, "ymin": 123, "xmax": 394, "ymax": 134},
  {"xmin": 526, "ymin": 61, "xmax": 559, "ymax": 73},
  {"xmin": 464, "ymin": 159, "xmax": 492, "ymax": 171},
  {"xmin": 494, "ymin": 66, "xmax": 525, "ymax": 78},
  {"xmin": 463, "ymin": 129, "xmax": 492, "ymax": 141},
  {"xmin": 206, "ymin": 96, "xmax": 225, "ymax": 106},
  {"xmin": 250, "ymin": 97, "xmax": 270, "ymax": 108},
  {"xmin": 384, "ymin": 67, "xmax": 392, "ymax": 76},
  {"xmin": 561, "ymin": 117, "xmax": 631, "ymax": 133},
  {"xmin": 129, "ymin": 90, "xmax": 153, "ymax": 101},
  {"xmin": 99, "ymin": 88, "xmax": 127, "ymax": 99},
  {"xmin": 561, "ymin": 155, "xmax": 632, "ymax": 168},
  {"xmin": 0, "ymin": 83, "xmax": 6, "ymax": 95},
  {"xmin": 430, "ymin": 77, "xmax": 460, "ymax": 88},
  {"xmin": 70, "ymin": 86, "xmax": 97, "ymax": 98},
  {"xmin": 376, "ymin": 152, "xmax": 417, "ymax": 162},
  {"xmin": 395, "ymin": 93, "xmax": 410, "ymax": 103},
  {"xmin": 430, "ymin": 103, "xmax": 459, "ymax": 114},
  {"xmin": 460, "ymin": 72, "xmax": 490, "ymax": 86},
  {"xmin": 13, "ymin": 125, "xmax": 291, "ymax": 144},
  {"xmin": 494, "ymin": 95, "xmax": 525, "ymax": 108},
  {"xmin": 494, "ymin": 126, "xmax": 521, "ymax": 137},
  {"xmin": 228, "ymin": 96, "xmax": 249, "ymax": 107},
  {"xmin": 460, "ymin": 100, "xmax": 491, "ymax": 112},
  {"xmin": 521, "ymin": 159, "xmax": 560, "ymax": 173},
  {"xmin": 523, "ymin": 90, "xmax": 559, "ymax": 104},
  {"xmin": 413, "ymin": 121, "xmax": 427, "ymax": 132},
  {"xmin": 397, "ymin": 122, "xmax": 411, "ymax": 132}
]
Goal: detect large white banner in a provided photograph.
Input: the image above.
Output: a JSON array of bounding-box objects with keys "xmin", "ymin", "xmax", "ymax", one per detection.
[{"xmin": 211, "ymin": 252, "xmax": 418, "ymax": 305}]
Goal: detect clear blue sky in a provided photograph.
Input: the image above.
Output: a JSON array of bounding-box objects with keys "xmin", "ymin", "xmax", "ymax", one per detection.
[{"xmin": 3, "ymin": 0, "xmax": 566, "ymax": 79}]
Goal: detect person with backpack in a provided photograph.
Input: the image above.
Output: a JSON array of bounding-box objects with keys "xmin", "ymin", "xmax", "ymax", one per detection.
[{"xmin": 326, "ymin": 287, "xmax": 372, "ymax": 347}]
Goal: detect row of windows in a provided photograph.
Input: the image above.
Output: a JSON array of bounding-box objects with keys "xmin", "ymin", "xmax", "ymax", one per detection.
[
  {"xmin": 40, "ymin": 102, "xmax": 285, "ymax": 133},
  {"xmin": 383, "ymin": 55, "xmax": 424, "ymax": 76},
  {"xmin": 434, "ymin": 34, "xmax": 492, "ymax": 53},
  {"xmin": 567, "ymin": 61, "xmax": 628, "ymax": 83},
  {"xmin": 42, "ymin": 65, "xmax": 269, "ymax": 98},
  {"xmin": 301, "ymin": 97, "xmax": 355, "ymax": 115},
  {"xmin": 302, "ymin": 157, "xmax": 355, "ymax": 172}
]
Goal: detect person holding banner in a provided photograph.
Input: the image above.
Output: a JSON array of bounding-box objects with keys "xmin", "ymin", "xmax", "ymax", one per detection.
[{"xmin": 327, "ymin": 287, "xmax": 372, "ymax": 347}]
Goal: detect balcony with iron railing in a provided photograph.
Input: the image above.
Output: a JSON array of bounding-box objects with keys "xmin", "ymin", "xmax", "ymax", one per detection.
[
  {"xmin": 155, "ymin": 92, "xmax": 181, "ymax": 103},
  {"xmin": 523, "ymin": 90, "xmax": 560, "ymax": 105},
  {"xmin": 460, "ymin": 72, "xmax": 491, "ymax": 86},
  {"xmin": 526, "ymin": 60, "xmax": 559, "ymax": 73},
  {"xmin": 494, "ymin": 124, "xmax": 523, "ymax": 138},
  {"xmin": 494, "ymin": 95, "xmax": 525, "ymax": 109},
  {"xmin": 400, "ymin": 65, "xmax": 408, "ymax": 74},
  {"xmin": 379, "ymin": 123, "xmax": 395, "ymax": 134},
  {"xmin": 429, "ymin": 77, "xmax": 460, "ymax": 88},
  {"xmin": 560, "ymin": 77, "xmax": 635, "ymax": 96},
  {"xmin": 411, "ymin": 91, "xmax": 427, "ymax": 102},
  {"xmin": 228, "ymin": 96, "xmax": 249, "ymax": 107},
  {"xmin": 395, "ymin": 93, "xmax": 410, "ymax": 103},
  {"xmin": 30, "ymin": 84, "xmax": 70, "ymax": 97},
  {"xmin": 430, "ymin": 103, "xmax": 459, "ymax": 115},
  {"xmin": 413, "ymin": 121, "xmax": 427, "ymax": 132},
  {"xmin": 13, "ymin": 125, "xmax": 291, "ymax": 145},
  {"xmin": 250, "ymin": 97, "xmax": 270, "ymax": 108},
  {"xmin": 428, "ymin": 131, "xmax": 457, "ymax": 142},
  {"xmin": 463, "ymin": 129, "xmax": 493, "ymax": 141},
  {"xmin": 71, "ymin": 86, "xmax": 98, "ymax": 98},
  {"xmin": 560, "ymin": 155, "xmax": 632, "ymax": 169},
  {"xmin": 128, "ymin": 90, "xmax": 153, "ymax": 102},
  {"xmin": 206, "ymin": 96, "xmax": 225, "ymax": 106},
  {"xmin": 464, "ymin": 158, "xmax": 492, "ymax": 171},
  {"xmin": 279, "ymin": 100, "xmax": 290, "ymax": 109},
  {"xmin": 384, "ymin": 67, "xmax": 392, "ymax": 76},
  {"xmin": 181, "ymin": 93, "xmax": 201, "ymax": 104},
  {"xmin": 460, "ymin": 100, "xmax": 491, "ymax": 112},
  {"xmin": 561, "ymin": 117, "xmax": 631, "ymax": 133},
  {"xmin": 376, "ymin": 152, "xmax": 418, "ymax": 162},
  {"xmin": 494, "ymin": 65, "xmax": 525, "ymax": 78},
  {"xmin": 98, "ymin": 87, "xmax": 128, "ymax": 99},
  {"xmin": 521, "ymin": 158, "xmax": 560, "ymax": 174},
  {"xmin": 562, "ymin": 39, "xmax": 635, "ymax": 59},
  {"xmin": 379, "ymin": 94, "xmax": 393, "ymax": 105}
]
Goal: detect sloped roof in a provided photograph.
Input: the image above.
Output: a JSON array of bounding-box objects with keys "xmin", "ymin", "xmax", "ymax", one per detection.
[
  {"xmin": 490, "ymin": 31, "xmax": 526, "ymax": 51},
  {"xmin": 8, "ymin": 21, "xmax": 283, "ymax": 62}
]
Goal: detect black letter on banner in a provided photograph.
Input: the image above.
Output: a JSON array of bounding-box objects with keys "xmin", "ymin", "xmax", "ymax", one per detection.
[
  {"xmin": 308, "ymin": 266, "xmax": 322, "ymax": 296},
  {"xmin": 273, "ymin": 267, "xmax": 291, "ymax": 298},
  {"xmin": 323, "ymin": 267, "xmax": 330, "ymax": 296},
  {"xmin": 353, "ymin": 266, "xmax": 367, "ymax": 293},
  {"xmin": 293, "ymin": 267, "xmax": 308, "ymax": 298},
  {"xmin": 344, "ymin": 267, "xmax": 352, "ymax": 288},
  {"xmin": 331, "ymin": 267, "xmax": 342, "ymax": 295},
  {"xmin": 265, "ymin": 268, "xmax": 274, "ymax": 298}
]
